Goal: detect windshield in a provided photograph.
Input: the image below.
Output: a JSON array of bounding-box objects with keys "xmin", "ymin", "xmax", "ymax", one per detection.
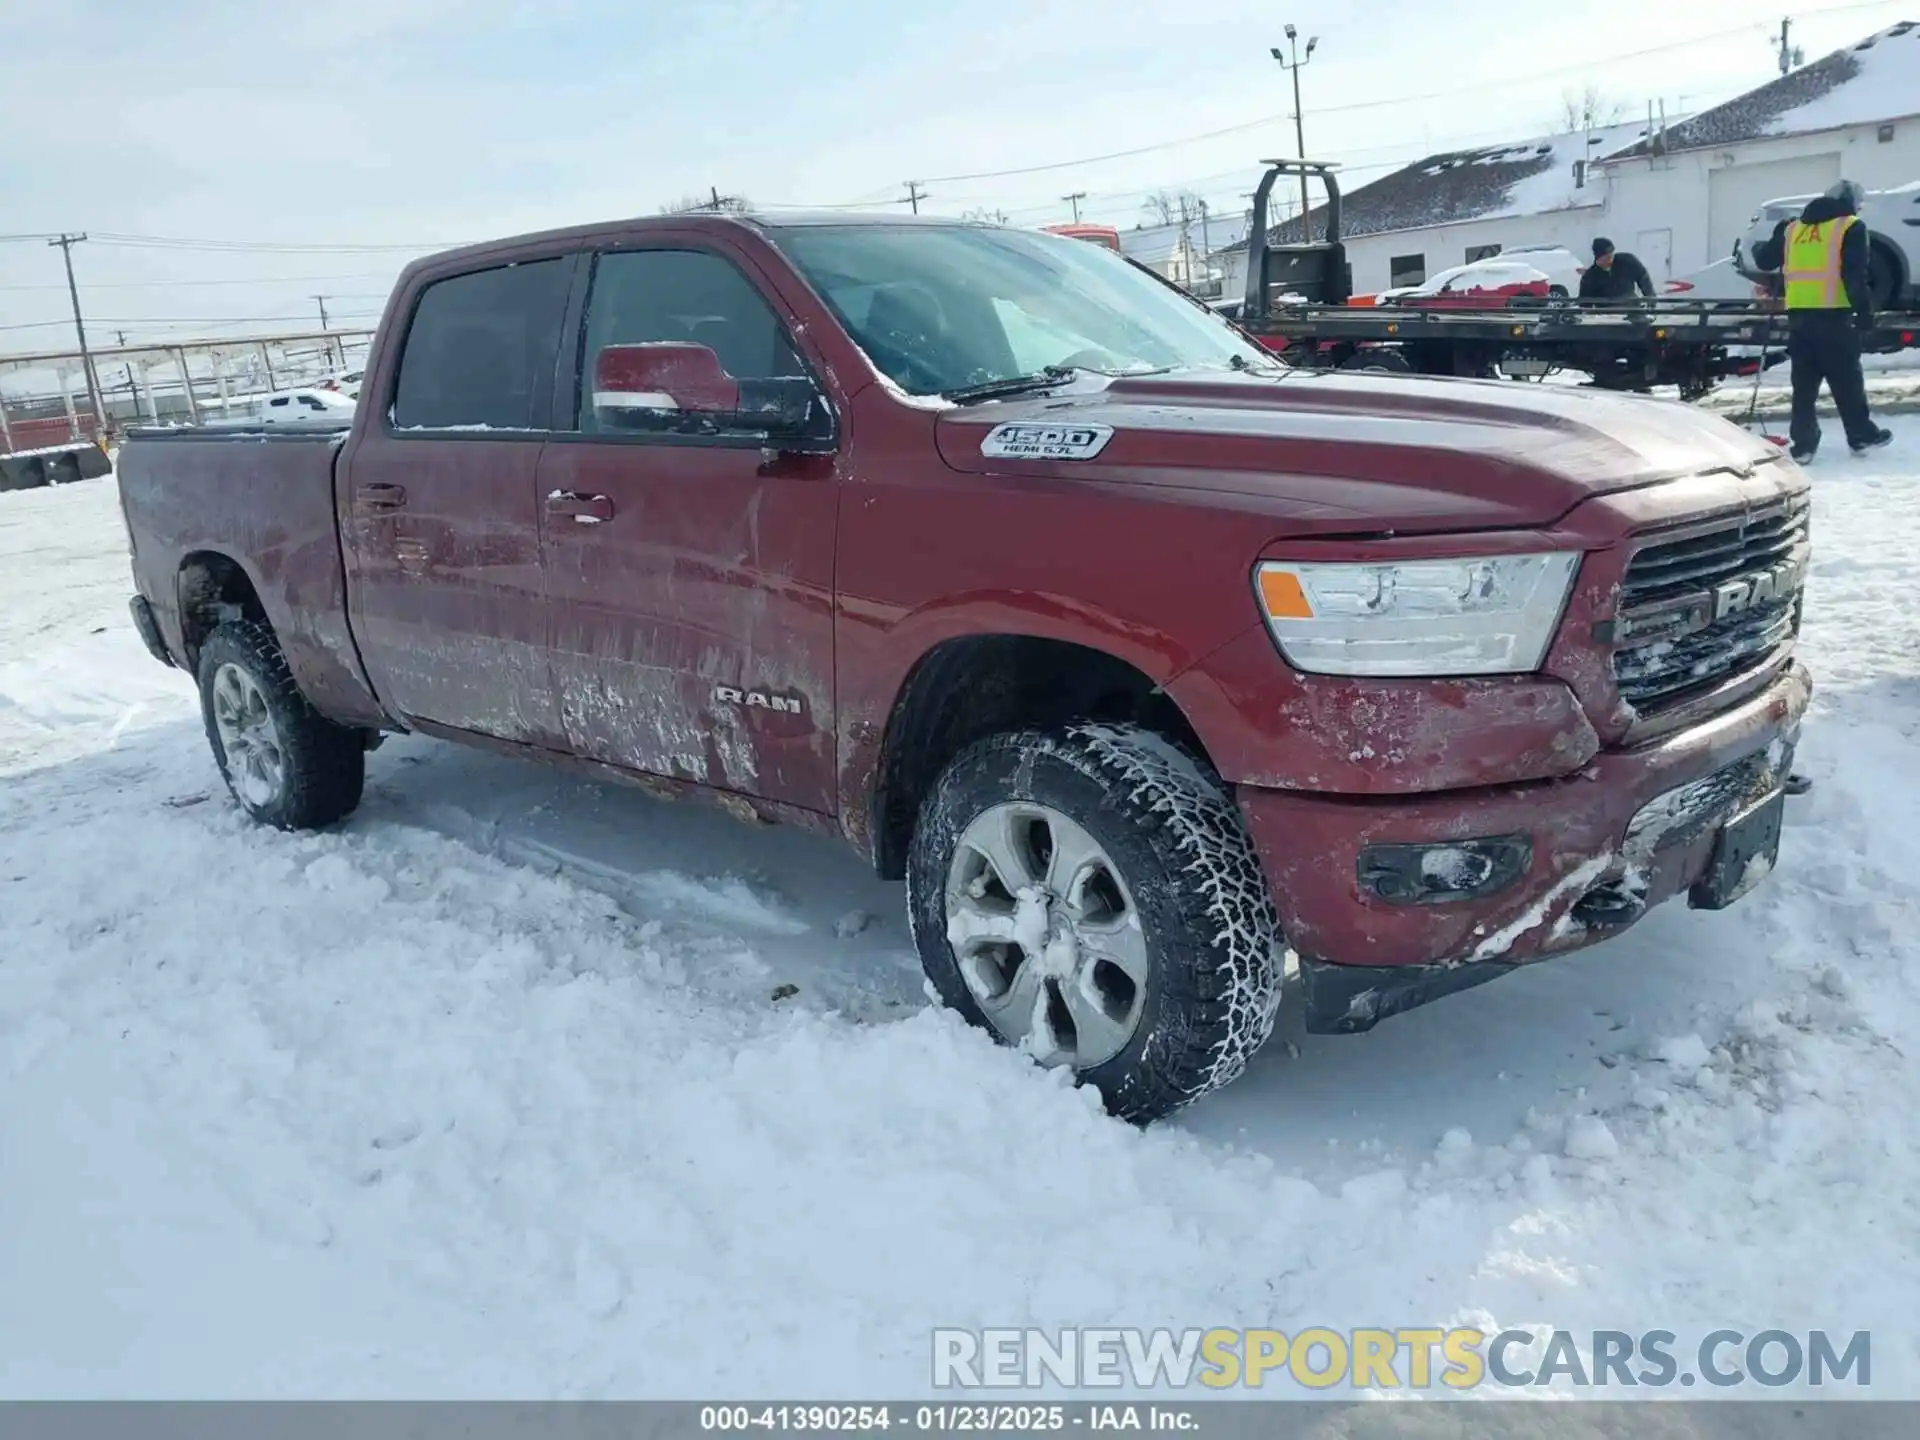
[{"xmin": 771, "ymin": 223, "xmax": 1274, "ymax": 397}]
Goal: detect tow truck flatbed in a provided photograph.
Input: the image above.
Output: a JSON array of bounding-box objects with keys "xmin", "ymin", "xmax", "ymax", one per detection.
[{"xmin": 1228, "ymin": 159, "xmax": 1920, "ymax": 400}]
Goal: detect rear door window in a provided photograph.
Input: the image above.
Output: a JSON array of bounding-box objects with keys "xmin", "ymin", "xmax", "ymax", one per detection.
[{"xmin": 392, "ymin": 259, "xmax": 572, "ymax": 431}]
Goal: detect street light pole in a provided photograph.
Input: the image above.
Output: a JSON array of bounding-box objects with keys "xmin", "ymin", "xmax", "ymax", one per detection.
[{"xmin": 1270, "ymin": 26, "xmax": 1320, "ymax": 240}]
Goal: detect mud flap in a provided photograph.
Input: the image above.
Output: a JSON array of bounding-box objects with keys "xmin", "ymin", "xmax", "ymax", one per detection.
[{"xmin": 1688, "ymin": 788, "xmax": 1786, "ymax": 911}]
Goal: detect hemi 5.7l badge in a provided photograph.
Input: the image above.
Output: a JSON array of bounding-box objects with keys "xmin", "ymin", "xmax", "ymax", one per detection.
[{"xmin": 979, "ymin": 422, "xmax": 1115, "ymax": 461}]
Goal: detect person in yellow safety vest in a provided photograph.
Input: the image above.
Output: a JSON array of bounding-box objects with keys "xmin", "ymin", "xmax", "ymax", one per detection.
[{"xmin": 1749, "ymin": 179, "xmax": 1892, "ymax": 462}]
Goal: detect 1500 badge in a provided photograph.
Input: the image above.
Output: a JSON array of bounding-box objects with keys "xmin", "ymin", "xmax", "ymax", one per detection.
[{"xmin": 980, "ymin": 422, "xmax": 1114, "ymax": 460}]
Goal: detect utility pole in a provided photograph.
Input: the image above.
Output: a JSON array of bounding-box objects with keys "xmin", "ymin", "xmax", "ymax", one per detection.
[
  {"xmin": 1270, "ymin": 25, "xmax": 1320, "ymax": 240},
  {"xmin": 1062, "ymin": 191, "xmax": 1087, "ymax": 223},
  {"xmin": 903, "ymin": 181, "xmax": 929, "ymax": 214},
  {"xmin": 115, "ymin": 330, "xmax": 140, "ymax": 423},
  {"xmin": 1775, "ymin": 17, "xmax": 1803, "ymax": 75},
  {"xmin": 1196, "ymin": 197, "xmax": 1215, "ymax": 292},
  {"xmin": 314, "ymin": 295, "xmax": 343, "ymax": 368},
  {"xmin": 48, "ymin": 233, "xmax": 107, "ymax": 442}
]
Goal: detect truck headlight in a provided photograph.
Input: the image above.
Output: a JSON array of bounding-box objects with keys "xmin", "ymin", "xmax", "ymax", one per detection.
[{"xmin": 1254, "ymin": 553, "xmax": 1579, "ymax": 677}]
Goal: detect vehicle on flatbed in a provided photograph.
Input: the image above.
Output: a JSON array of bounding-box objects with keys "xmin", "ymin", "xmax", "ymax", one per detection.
[
  {"xmin": 1235, "ymin": 160, "xmax": 1919, "ymax": 399},
  {"xmin": 119, "ymin": 208, "xmax": 1811, "ymax": 1122},
  {"xmin": 1736, "ymin": 181, "xmax": 1920, "ymax": 311}
]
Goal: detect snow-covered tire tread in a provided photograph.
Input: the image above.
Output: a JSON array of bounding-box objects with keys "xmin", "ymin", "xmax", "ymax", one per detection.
[{"xmin": 907, "ymin": 722, "xmax": 1284, "ymax": 1124}]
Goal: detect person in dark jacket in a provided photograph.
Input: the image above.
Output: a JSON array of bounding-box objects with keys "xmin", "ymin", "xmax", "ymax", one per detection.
[
  {"xmin": 1749, "ymin": 179, "xmax": 1893, "ymax": 461},
  {"xmin": 1578, "ymin": 237, "xmax": 1656, "ymax": 300}
]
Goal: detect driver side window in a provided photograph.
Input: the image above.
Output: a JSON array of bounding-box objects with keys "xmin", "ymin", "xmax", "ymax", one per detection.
[{"xmin": 576, "ymin": 249, "xmax": 806, "ymax": 434}]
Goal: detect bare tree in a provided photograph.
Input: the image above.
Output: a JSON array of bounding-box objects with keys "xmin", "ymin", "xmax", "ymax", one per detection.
[
  {"xmin": 659, "ymin": 191, "xmax": 753, "ymax": 215},
  {"xmin": 1142, "ymin": 189, "xmax": 1204, "ymax": 226},
  {"xmin": 961, "ymin": 206, "xmax": 1010, "ymax": 224},
  {"xmin": 1557, "ymin": 86, "xmax": 1626, "ymax": 134}
]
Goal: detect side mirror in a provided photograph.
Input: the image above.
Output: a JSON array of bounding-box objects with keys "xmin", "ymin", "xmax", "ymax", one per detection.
[{"xmin": 592, "ymin": 343, "xmax": 820, "ymax": 439}]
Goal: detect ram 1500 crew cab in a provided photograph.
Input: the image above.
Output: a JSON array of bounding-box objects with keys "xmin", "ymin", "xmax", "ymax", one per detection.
[{"xmin": 119, "ymin": 212, "xmax": 1810, "ymax": 1122}]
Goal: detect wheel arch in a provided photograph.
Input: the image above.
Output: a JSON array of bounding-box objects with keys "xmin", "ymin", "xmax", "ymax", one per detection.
[
  {"xmin": 177, "ymin": 549, "xmax": 271, "ymax": 672},
  {"xmin": 1867, "ymin": 232, "xmax": 1911, "ymax": 309},
  {"xmin": 861, "ymin": 632, "xmax": 1215, "ymax": 881}
]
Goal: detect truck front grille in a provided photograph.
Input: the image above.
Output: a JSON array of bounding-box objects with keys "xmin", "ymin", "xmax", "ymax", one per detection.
[{"xmin": 1611, "ymin": 495, "xmax": 1809, "ymax": 716}]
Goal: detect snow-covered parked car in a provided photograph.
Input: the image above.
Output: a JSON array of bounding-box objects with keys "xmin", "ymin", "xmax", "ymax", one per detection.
[
  {"xmin": 1376, "ymin": 258, "xmax": 1556, "ymax": 306},
  {"xmin": 257, "ymin": 388, "xmax": 357, "ymax": 425},
  {"xmin": 1488, "ymin": 244, "xmax": 1586, "ymax": 296},
  {"xmin": 1737, "ymin": 182, "xmax": 1920, "ymax": 309},
  {"xmin": 1374, "ymin": 247, "xmax": 1584, "ymax": 307}
]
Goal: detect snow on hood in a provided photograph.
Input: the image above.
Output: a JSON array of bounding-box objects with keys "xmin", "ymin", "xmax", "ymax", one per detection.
[{"xmin": 932, "ymin": 370, "xmax": 1784, "ymax": 533}]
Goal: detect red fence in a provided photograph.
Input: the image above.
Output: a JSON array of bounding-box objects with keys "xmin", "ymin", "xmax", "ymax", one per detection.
[{"xmin": 0, "ymin": 412, "xmax": 104, "ymax": 456}]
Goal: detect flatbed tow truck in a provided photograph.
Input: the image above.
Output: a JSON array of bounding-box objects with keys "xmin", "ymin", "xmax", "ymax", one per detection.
[{"xmin": 1228, "ymin": 161, "xmax": 1920, "ymax": 402}]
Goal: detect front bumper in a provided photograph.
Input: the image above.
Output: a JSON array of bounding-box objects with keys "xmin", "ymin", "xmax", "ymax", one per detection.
[{"xmin": 1237, "ymin": 661, "xmax": 1810, "ymax": 1032}]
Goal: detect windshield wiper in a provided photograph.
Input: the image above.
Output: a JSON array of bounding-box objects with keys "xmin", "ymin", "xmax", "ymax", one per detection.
[
  {"xmin": 942, "ymin": 365, "xmax": 1080, "ymax": 406},
  {"xmin": 1227, "ymin": 353, "xmax": 1286, "ymax": 374},
  {"xmin": 942, "ymin": 362, "xmax": 1184, "ymax": 405}
]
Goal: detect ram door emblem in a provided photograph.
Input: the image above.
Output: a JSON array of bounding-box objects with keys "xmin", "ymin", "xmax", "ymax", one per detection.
[{"xmin": 713, "ymin": 684, "xmax": 805, "ymax": 716}]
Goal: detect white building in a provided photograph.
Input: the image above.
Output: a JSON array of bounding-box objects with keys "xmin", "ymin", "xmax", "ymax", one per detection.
[
  {"xmin": 1119, "ymin": 214, "xmax": 1248, "ymax": 298},
  {"xmin": 1216, "ymin": 21, "xmax": 1920, "ymax": 301}
]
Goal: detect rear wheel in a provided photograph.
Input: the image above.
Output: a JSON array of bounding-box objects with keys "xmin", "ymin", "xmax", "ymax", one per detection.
[
  {"xmin": 197, "ymin": 620, "xmax": 365, "ymax": 829},
  {"xmin": 1867, "ymin": 240, "xmax": 1905, "ymax": 313},
  {"xmin": 907, "ymin": 724, "xmax": 1285, "ymax": 1124},
  {"xmin": 1340, "ymin": 349, "xmax": 1411, "ymax": 374}
]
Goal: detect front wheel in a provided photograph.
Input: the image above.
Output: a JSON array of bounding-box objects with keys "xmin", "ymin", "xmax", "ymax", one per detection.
[
  {"xmin": 197, "ymin": 620, "xmax": 366, "ymax": 830},
  {"xmin": 906, "ymin": 724, "xmax": 1285, "ymax": 1124}
]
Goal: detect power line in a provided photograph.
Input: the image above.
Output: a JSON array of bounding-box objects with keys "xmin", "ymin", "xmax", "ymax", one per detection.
[
  {"xmin": 84, "ymin": 232, "xmax": 464, "ymax": 254},
  {"xmin": 0, "ymin": 273, "xmax": 398, "ymax": 292},
  {"xmin": 848, "ymin": 0, "xmax": 1898, "ymax": 191},
  {"xmin": 2, "ymin": 311, "xmax": 384, "ymax": 332}
]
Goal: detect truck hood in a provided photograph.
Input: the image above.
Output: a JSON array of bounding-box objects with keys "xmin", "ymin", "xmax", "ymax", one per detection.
[{"xmin": 932, "ymin": 370, "xmax": 1785, "ymax": 534}]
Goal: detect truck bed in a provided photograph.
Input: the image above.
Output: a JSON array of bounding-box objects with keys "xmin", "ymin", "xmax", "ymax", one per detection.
[{"xmin": 117, "ymin": 425, "xmax": 384, "ymax": 726}]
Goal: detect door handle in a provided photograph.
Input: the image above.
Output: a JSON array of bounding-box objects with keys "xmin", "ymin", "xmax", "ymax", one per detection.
[
  {"xmin": 354, "ymin": 482, "xmax": 408, "ymax": 515},
  {"xmin": 546, "ymin": 490, "xmax": 615, "ymax": 524}
]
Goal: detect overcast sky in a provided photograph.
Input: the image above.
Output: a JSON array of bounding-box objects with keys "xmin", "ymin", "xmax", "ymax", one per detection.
[{"xmin": 1, "ymin": 0, "xmax": 1910, "ymax": 358}]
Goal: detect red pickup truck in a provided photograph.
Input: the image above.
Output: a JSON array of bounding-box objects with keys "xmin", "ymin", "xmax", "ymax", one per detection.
[{"xmin": 118, "ymin": 212, "xmax": 1811, "ymax": 1123}]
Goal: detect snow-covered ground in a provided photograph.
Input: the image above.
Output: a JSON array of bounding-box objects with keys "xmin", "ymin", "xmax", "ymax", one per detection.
[
  {"xmin": 3, "ymin": 447, "xmax": 1919, "ymax": 1399},
  {"xmin": 1698, "ymin": 350, "xmax": 1920, "ymax": 422}
]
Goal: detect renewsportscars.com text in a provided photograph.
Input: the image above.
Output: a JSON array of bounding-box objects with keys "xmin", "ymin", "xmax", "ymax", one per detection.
[{"xmin": 932, "ymin": 1327, "xmax": 1871, "ymax": 1391}]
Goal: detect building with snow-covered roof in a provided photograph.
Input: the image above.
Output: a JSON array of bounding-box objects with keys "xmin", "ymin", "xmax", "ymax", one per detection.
[
  {"xmin": 1213, "ymin": 121, "xmax": 1656, "ymax": 300},
  {"xmin": 1216, "ymin": 21, "xmax": 1919, "ymax": 302},
  {"xmin": 1594, "ymin": 21, "xmax": 1920, "ymax": 284}
]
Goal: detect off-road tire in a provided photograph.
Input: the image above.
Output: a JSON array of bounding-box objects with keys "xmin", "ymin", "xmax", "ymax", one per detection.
[
  {"xmin": 1866, "ymin": 240, "xmax": 1904, "ymax": 314},
  {"xmin": 907, "ymin": 723, "xmax": 1285, "ymax": 1124},
  {"xmin": 197, "ymin": 620, "xmax": 365, "ymax": 830}
]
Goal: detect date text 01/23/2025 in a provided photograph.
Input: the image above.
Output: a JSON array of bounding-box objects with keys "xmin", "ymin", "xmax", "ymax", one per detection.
[{"xmin": 699, "ymin": 1405, "xmax": 1198, "ymax": 1432}]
